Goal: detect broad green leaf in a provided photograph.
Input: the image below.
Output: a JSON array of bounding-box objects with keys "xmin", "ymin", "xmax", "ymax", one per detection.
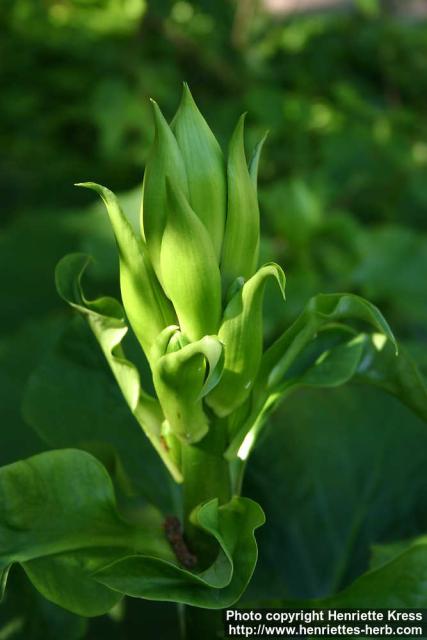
[
  {"xmin": 152, "ymin": 326, "xmax": 224, "ymax": 443},
  {"xmin": 55, "ymin": 254, "xmax": 181, "ymax": 482},
  {"xmin": 160, "ymin": 179, "xmax": 222, "ymax": 341},
  {"xmin": 172, "ymin": 83, "xmax": 226, "ymax": 261},
  {"xmin": 23, "ymin": 317, "xmax": 177, "ymax": 511},
  {"xmin": 317, "ymin": 536, "xmax": 427, "ymax": 607},
  {"xmin": 76, "ymin": 182, "xmax": 175, "ymax": 358},
  {"xmin": 369, "ymin": 538, "xmax": 416, "ymax": 571},
  {"xmin": 141, "ymin": 100, "xmax": 188, "ymax": 279},
  {"xmin": 93, "ymin": 496, "xmax": 265, "ymax": 609},
  {"xmin": 0, "ymin": 450, "xmax": 264, "ymax": 613},
  {"xmin": 265, "ymin": 537, "xmax": 427, "ymax": 608},
  {"xmin": 0, "ymin": 449, "xmax": 173, "ymax": 616},
  {"xmin": 221, "ymin": 115, "xmax": 260, "ymax": 288},
  {"xmin": 356, "ymin": 336, "xmax": 427, "ymax": 423},
  {"xmin": 207, "ymin": 263, "xmax": 285, "ymax": 417},
  {"xmin": 22, "ymin": 553, "xmax": 123, "ymax": 620},
  {"xmin": 243, "ymin": 385, "xmax": 427, "ymax": 602},
  {"xmin": 0, "ymin": 567, "xmax": 87, "ymax": 640}
]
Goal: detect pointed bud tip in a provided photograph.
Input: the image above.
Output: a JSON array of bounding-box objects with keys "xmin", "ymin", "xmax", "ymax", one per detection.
[
  {"xmin": 149, "ymin": 98, "xmax": 166, "ymax": 126},
  {"xmin": 231, "ymin": 112, "xmax": 248, "ymax": 145},
  {"xmin": 174, "ymin": 82, "xmax": 197, "ymax": 118},
  {"xmin": 181, "ymin": 82, "xmax": 194, "ymax": 103}
]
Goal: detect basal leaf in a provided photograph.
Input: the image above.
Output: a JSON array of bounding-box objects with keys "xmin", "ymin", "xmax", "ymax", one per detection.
[
  {"xmin": 93, "ymin": 497, "xmax": 265, "ymax": 609},
  {"xmin": 0, "ymin": 567, "xmax": 87, "ymax": 640},
  {"xmin": 266, "ymin": 539, "xmax": 427, "ymax": 607},
  {"xmin": 244, "ymin": 385, "xmax": 427, "ymax": 602},
  {"xmin": 0, "ymin": 451, "xmax": 264, "ymax": 614},
  {"xmin": 321, "ymin": 537, "xmax": 427, "ymax": 607},
  {"xmin": 0, "ymin": 449, "xmax": 173, "ymax": 616}
]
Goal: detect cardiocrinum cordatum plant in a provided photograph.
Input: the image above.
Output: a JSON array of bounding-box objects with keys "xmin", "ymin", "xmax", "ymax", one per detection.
[{"xmin": 2, "ymin": 85, "xmax": 427, "ymax": 622}]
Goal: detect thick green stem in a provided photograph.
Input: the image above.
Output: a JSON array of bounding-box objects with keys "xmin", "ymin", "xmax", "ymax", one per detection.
[{"xmin": 181, "ymin": 418, "xmax": 231, "ymax": 563}]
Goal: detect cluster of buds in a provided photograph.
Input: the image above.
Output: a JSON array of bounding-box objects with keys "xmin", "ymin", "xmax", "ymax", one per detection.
[{"xmin": 64, "ymin": 85, "xmax": 285, "ymax": 473}]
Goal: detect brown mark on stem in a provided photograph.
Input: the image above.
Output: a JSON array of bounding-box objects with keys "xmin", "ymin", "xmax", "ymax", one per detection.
[{"xmin": 164, "ymin": 516, "xmax": 198, "ymax": 569}]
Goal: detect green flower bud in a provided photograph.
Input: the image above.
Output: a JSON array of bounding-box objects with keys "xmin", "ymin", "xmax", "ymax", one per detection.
[
  {"xmin": 151, "ymin": 326, "xmax": 224, "ymax": 443},
  {"xmin": 76, "ymin": 182, "xmax": 176, "ymax": 359},
  {"xmin": 160, "ymin": 178, "xmax": 222, "ymax": 341},
  {"xmin": 141, "ymin": 100, "xmax": 188, "ymax": 280},
  {"xmin": 172, "ymin": 83, "xmax": 226, "ymax": 262},
  {"xmin": 221, "ymin": 114, "xmax": 260, "ymax": 289},
  {"xmin": 206, "ymin": 263, "xmax": 286, "ymax": 417}
]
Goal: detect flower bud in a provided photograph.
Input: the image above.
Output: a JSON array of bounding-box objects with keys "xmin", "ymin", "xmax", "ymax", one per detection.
[
  {"xmin": 206, "ymin": 263, "xmax": 285, "ymax": 416},
  {"xmin": 172, "ymin": 83, "xmax": 226, "ymax": 262},
  {"xmin": 141, "ymin": 100, "xmax": 188, "ymax": 280},
  {"xmin": 151, "ymin": 326, "xmax": 224, "ymax": 443},
  {"xmin": 76, "ymin": 183, "xmax": 176, "ymax": 359},
  {"xmin": 160, "ymin": 178, "xmax": 222, "ymax": 341},
  {"xmin": 221, "ymin": 114, "xmax": 260, "ymax": 289}
]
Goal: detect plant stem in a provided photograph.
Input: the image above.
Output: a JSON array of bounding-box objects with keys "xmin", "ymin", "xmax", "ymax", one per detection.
[{"xmin": 181, "ymin": 418, "xmax": 231, "ymax": 562}]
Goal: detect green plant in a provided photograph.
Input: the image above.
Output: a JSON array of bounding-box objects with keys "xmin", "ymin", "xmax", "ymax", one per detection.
[{"xmin": 2, "ymin": 86, "xmax": 427, "ymax": 629}]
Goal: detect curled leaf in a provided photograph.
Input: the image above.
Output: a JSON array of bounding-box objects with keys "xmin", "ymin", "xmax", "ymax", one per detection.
[
  {"xmin": 172, "ymin": 83, "xmax": 226, "ymax": 261},
  {"xmin": 226, "ymin": 329, "xmax": 368, "ymax": 460},
  {"xmin": 151, "ymin": 326, "xmax": 224, "ymax": 443},
  {"xmin": 55, "ymin": 253, "xmax": 182, "ymax": 482},
  {"xmin": 207, "ymin": 263, "xmax": 285, "ymax": 417},
  {"xmin": 262, "ymin": 292, "xmax": 397, "ymax": 393},
  {"xmin": 76, "ymin": 182, "xmax": 176, "ymax": 359},
  {"xmin": 93, "ymin": 496, "xmax": 265, "ymax": 609},
  {"xmin": 225, "ymin": 293, "xmax": 397, "ymax": 461}
]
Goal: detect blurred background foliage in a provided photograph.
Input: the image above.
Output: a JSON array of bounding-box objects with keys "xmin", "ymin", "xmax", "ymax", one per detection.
[{"xmin": 1, "ymin": 0, "xmax": 427, "ymax": 637}]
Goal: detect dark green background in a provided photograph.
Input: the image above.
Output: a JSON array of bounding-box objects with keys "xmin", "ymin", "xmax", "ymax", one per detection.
[{"xmin": 1, "ymin": 0, "xmax": 427, "ymax": 637}]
